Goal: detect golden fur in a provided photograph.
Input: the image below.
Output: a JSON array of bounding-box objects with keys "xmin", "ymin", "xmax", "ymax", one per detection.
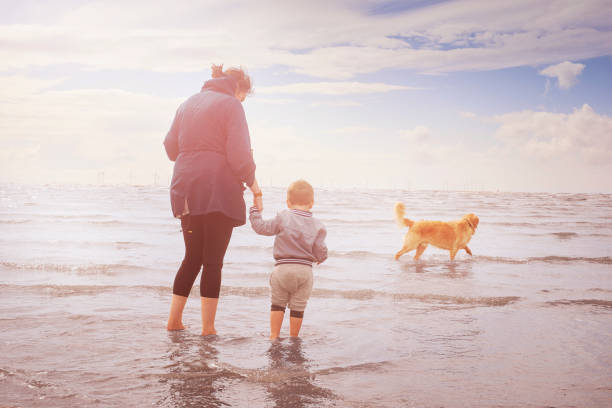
[{"xmin": 394, "ymin": 202, "xmax": 479, "ymax": 261}]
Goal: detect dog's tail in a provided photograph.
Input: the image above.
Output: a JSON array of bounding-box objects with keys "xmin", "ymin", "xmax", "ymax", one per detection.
[{"xmin": 394, "ymin": 202, "xmax": 414, "ymax": 228}]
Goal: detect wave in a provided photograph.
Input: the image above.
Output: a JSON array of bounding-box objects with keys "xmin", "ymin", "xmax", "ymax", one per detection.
[
  {"xmin": 550, "ymin": 232, "xmax": 578, "ymax": 240},
  {"xmin": 0, "ymin": 240, "xmax": 151, "ymax": 249},
  {"xmin": 0, "ymin": 367, "xmax": 93, "ymax": 405},
  {"xmin": 222, "ymin": 286, "xmax": 269, "ymax": 297},
  {"xmin": 27, "ymin": 214, "xmax": 112, "ymax": 220},
  {"xmin": 0, "ymin": 211, "xmax": 105, "ymax": 219},
  {"xmin": 0, "ymin": 219, "xmax": 31, "ymax": 224},
  {"xmin": 0, "ymin": 215, "xmax": 175, "ymax": 229},
  {"xmin": 312, "ymin": 288, "xmax": 519, "ymax": 306},
  {"xmin": 0, "ymin": 367, "xmax": 55, "ymax": 390},
  {"xmin": 230, "ymin": 247, "xmax": 387, "ymax": 260},
  {"xmin": 390, "ymin": 293, "xmax": 520, "ymax": 306},
  {"xmin": 476, "ymin": 255, "xmax": 612, "ymax": 265},
  {"xmin": 319, "ymin": 218, "xmax": 394, "ymax": 226},
  {"xmin": 328, "ymin": 249, "xmax": 383, "ymax": 259},
  {"xmin": 230, "ymin": 245, "xmax": 273, "ymax": 251},
  {"xmin": 523, "ymin": 232, "xmax": 612, "ymax": 239},
  {"xmin": 528, "ymin": 256, "xmax": 612, "ymax": 264},
  {"xmin": 0, "ymin": 283, "xmax": 520, "ymax": 307},
  {"xmin": 588, "ymin": 288, "xmax": 612, "ymax": 293},
  {"xmin": 114, "ymin": 241, "xmax": 150, "ymax": 249},
  {"xmin": 3, "ymin": 253, "xmax": 608, "ymax": 279},
  {"xmin": 318, "ymin": 252, "xmax": 612, "ymax": 265},
  {"xmin": 230, "ymin": 247, "xmax": 382, "ymax": 259},
  {"xmin": 489, "ymin": 221, "xmax": 608, "ymax": 228},
  {"xmin": 546, "ymin": 299, "xmax": 612, "ymax": 309},
  {"xmin": 88, "ymin": 220, "xmax": 125, "ymax": 225},
  {"xmin": 393, "ymin": 254, "xmax": 612, "ymax": 265},
  {"xmin": 241, "ymin": 360, "xmax": 387, "ymax": 385},
  {"xmin": 0, "ymin": 283, "xmax": 169, "ymax": 297},
  {"xmin": 0, "ymin": 261, "xmax": 147, "ymax": 275},
  {"xmin": 314, "ymin": 361, "xmax": 390, "ymax": 376}
]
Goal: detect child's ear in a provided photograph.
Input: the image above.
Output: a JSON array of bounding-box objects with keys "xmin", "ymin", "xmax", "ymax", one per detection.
[{"xmin": 286, "ymin": 199, "xmax": 292, "ymax": 208}]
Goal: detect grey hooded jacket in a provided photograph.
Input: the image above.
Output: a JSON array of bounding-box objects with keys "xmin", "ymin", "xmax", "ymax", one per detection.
[{"xmin": 249, "ymin": 207, "xmax": 328, "ymax": 266}]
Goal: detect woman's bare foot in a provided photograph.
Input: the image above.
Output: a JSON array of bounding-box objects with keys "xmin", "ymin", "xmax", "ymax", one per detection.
[
  {"xmin": 201, "ymin": 297, "xmax": 219, "ymax": 337},
  {"xmin": 167, "ymin": 294, "xmax": 188, "ymax": 331},
  {"xmin": 201, "ymin": 328, "xmax": 217, "ymax": 336},
  {"xmin": 167, "ymin": 322, "xmax": 185, "ymax": 331}
]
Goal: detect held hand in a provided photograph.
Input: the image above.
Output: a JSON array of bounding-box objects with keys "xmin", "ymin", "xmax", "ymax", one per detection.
[{"xmin": 253, "ymin": 195, "xmax": 263, "ymax": 212}]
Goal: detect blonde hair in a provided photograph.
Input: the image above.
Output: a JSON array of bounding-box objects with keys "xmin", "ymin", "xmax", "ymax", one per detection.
[
  {"xmin": 211, "ymin": 64, "xmax": 253, "ymax": 95},
  {"xmin": 287, "ymin": 180, "xmax": 314, "ymax": 205}
]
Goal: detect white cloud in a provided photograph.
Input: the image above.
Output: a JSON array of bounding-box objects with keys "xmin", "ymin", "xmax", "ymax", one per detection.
[
  {"xmin": 460, "ymin": 111, "xmax": 477, "ymax": 119},
  {"xmin": 400, "ymin": 126, "xmax": 432, "ymax": 143},
  {"xmin": 493, "ymin": 104, "xmax": 612, "ymax": 165},
  {"xmin": 0, "ymin": 75, "xmax": 180, "ymax": 184},
  {"xmin": 2, "ymin": 73, "xmax": 609, "ymax": 192},
  {"xmin": 386, "ymin": 106, "xmax": 612, "ymax": 192},
  {"xmin": 326, "ymin": 126, "xmax": 377, "ymax": 135},
  {"xmin": 539, "ymin": 61, "xmax": 586, "ymax": 89},
  {"xmin": 250, "ymin": 97, "xmax": 297, "ymax": 105},
  {"xmin": 257, "ymin": 82, "xmax": 419, "ymax": 95},
  {"xmin": 0, "ymin": 1, "xmax": 611, "ymax": 78},
  {"xmin": 308, "ymin": 100, "xmax": 362, "ymax": 108}
]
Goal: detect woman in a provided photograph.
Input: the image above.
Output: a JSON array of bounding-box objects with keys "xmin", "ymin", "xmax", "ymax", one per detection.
[{"xmin": 164, "ymin": 64, "xmax": 263, "ymax": 335}]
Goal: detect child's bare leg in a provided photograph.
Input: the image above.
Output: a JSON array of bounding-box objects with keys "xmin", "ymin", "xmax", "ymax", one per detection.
[
  {"xmin": 289, "ymin": 310, "xmax": 304, "ymax": 337},
  {"xmin": 270, "ymin": 305, "xmax": 285, "ymax": 339},
  {"xmin": 167, "ymin": 294, "xmax": 188, "ymax": 330}
]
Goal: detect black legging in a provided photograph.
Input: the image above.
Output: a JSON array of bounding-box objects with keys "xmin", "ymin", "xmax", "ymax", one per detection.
[{"xmin": 173, "ymin": 212, "xmax": 234, "ymax": 298}]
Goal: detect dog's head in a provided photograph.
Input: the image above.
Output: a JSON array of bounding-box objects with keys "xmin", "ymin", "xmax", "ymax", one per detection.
[{"xmin": 463, "ymin": 213, "xmax": 479, "ymax": 232}]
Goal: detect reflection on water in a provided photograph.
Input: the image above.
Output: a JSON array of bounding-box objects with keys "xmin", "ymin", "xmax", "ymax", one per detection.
[
  {"xmin": 158, "ymin": 334, "xmax": 335, "ymax": 408},
  {"xmin": 405, "ymin": 260, "xmax": 472, "ymax": 277},
  {"xmin": 264, "ymin": 338, "xmax": 335, "ymax": 408},
  {"xmin": 159, "ymin": 332, "xmax": 240, "ymax": 408}
]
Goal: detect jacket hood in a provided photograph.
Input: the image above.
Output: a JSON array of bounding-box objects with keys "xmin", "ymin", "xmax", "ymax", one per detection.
[{"xmin": 201, "ymin": 77, "xmax": 237, "ymax": 96}]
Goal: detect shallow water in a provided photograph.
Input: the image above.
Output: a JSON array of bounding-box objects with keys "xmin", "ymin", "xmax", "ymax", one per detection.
[{"xmin": 1, "ymin": 184, "xmax": 611, "ymax": 407}]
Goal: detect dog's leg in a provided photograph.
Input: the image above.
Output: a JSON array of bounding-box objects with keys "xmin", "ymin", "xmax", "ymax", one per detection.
[
  {"xmin": 449, "ymin": 247, "xmax": 458, "ymax": 261},
  {"xmin": 395, "ymin": 246, "xmax": 413, "ymax": 260},
  {"xmin": 414, "ymin": 243, "xmax": 428, "ymax": 260},
  {"xmin": 395, "ymin": 234, "xmax": 419, "ymax": 260},
  {"xmin": 464, "ymin": 246, "xmax": 472, "ymax": 256},
  {"xmin": 395, "ymin": 241, "xmax": 419, "ymax": 260}
]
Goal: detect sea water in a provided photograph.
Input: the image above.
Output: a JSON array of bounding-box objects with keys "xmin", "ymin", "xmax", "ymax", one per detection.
[{"xmin": 1, "ymin": 184, "xmax": 611, "ymax": 407}]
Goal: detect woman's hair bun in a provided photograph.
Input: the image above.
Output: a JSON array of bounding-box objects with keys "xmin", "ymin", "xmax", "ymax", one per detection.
[
  {"xmin": 210, "ymin": 63, "xmax": 253, "ymax": 96},
  {"xmin": 211, "ymin": 64, "xmax": 225, "ymax": 78}
]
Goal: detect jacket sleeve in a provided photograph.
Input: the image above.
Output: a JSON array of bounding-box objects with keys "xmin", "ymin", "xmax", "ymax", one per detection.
[
  {"xmin": 225, "ymin": 101, "xmax": 256, "ymax": 186},
  {"xmin": 163, "ymin": 107, "xmax": 181, "ymax": 161},
  {"xmin": 313, "ymin": 226, "xmax": 328, "ymax": 264},
  {"xmin": 249, "ymin": 207, "xmax": 281, "ymax": 236}
]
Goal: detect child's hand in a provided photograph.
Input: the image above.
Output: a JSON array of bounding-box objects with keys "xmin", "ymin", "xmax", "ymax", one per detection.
[{"xmin": 253, "ymin": 195, "xmax": 263, "ymax": 212}]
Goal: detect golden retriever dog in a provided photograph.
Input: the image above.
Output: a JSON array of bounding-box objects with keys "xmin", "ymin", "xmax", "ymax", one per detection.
[{"xmin": 394, "ymin": 202, "xmax": 479, "ymax": 261}]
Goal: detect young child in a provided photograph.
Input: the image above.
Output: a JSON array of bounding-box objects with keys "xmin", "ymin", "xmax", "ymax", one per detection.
[{"xmin": 249, "ymin": 180, "xmax": 328, "ymax": 339}]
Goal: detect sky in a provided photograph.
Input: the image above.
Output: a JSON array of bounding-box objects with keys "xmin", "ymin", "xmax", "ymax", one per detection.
[{"xmin": 1, "ymin": 0, "xmax": 612, "ymax": 192}]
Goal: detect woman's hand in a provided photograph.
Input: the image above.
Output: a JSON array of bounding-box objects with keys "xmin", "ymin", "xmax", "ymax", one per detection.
[
  {"xmin": 253, "ymin": 194, "xmax": 263, "ymax": 212},
  {"xmin": 249, "ymin": 177, "xmax": 263, "ymax": 211}
]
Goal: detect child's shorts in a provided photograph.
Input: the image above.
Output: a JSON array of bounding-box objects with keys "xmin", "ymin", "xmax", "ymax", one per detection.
[{"xmin": 270, "ymin": 264, "xmax": 313, "ymax": 312}]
